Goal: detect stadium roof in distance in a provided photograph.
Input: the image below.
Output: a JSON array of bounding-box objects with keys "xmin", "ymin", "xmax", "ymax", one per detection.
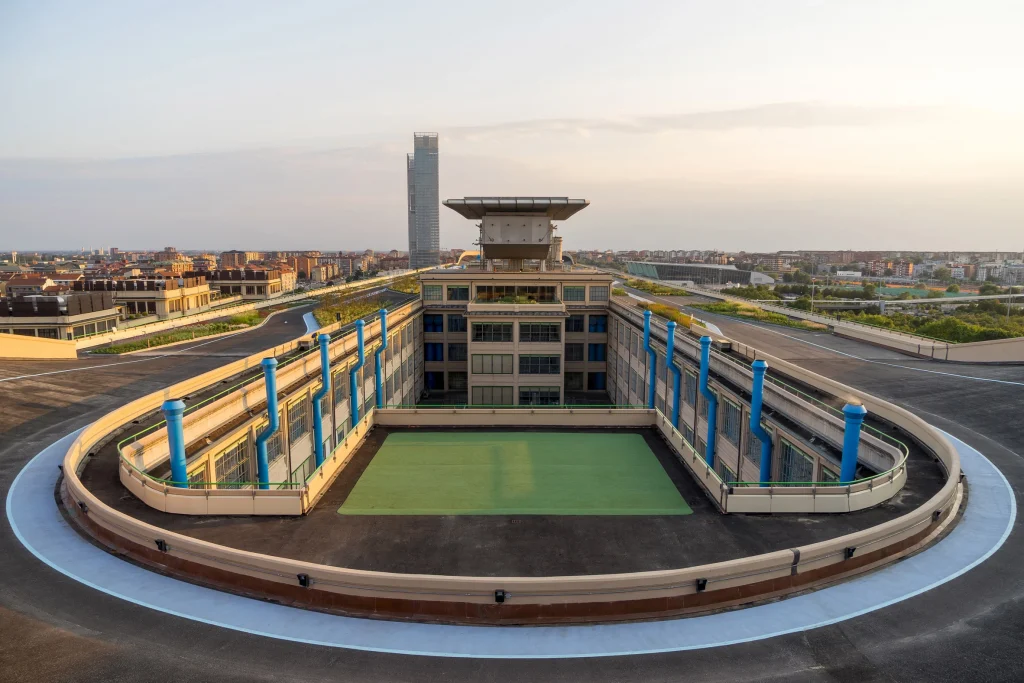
[{"xmin": 443, "ymin": 197, "xmax": 590, "ymax": 221}]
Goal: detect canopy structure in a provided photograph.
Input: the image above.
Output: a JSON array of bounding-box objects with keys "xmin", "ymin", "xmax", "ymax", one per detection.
[{"xmin": 443, "ymin": 197, "xmax": 589, "ymax": 221}]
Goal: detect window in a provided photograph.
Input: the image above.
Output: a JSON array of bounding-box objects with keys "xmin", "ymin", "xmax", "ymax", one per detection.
[
  {"xmin": 519, "ymin": 386, "xmax": 560, "ymax": 406},
  {"xmin": 333, "ymin": 370, "xmax": 348, "ymax": 405},
  {"xmin": 564, "ymin": 372, "xmax": 584, "ymax": 390},
  {"xmin": 447, "ymin": 371, "xmax": 468, "ymax": 390},
  {"xmin": 425, "ymin": 371, "xmax": 443, "ymax": 390},
  {"xmin": 288, "ymin": 399, "xmax": 309, "ymax": 442},
  {"xmin": 565, "ymin": 343, "xmax": 584, "ymax": 362},
  {"xmin": 425, "ymin": 342, "xmax": 444, "ymax": 362},
  {"xmin": 471, "ymin": 354, "xmax": 514, "ymax": 374},
  {"xmin": 335, "ymin": 418, "xmax": 349, "ymax": 443},
  {"xmin": 519, "ymin": 322, "xmax": 561, "ymax": 342},
  {"xmin": 780, "ymin": 438, "xmax": 814, "ymax": 483},
  {"xmin": 446, "ymin": 285, "xmax": 469, "ymax": 301},
  {"xmin": 588, "ymin": 315, "xmax": 608, "ymax": 333},
  {"xmin": 566, "ymin": 314, "xmax": 585, "ymax": 332},
  {"xmin": 188, "ymin": 467, "xmax": 208, "ymax": 489},
  {"xmin": 423, "ymin": 285, "xmax": 442, "ymax": 301},
  {"xmin": 820, "ymin": 465, "xmax": 840, "ymax": 484},
  {"xmin": 589, "ymin": 286, "xmax": 609, "ymax": 302},
  {"xmin": 520, "ymin": 355, "xmax": 560, "ymax": 374},
  {"xmin": 320, "ymin": 391, "xmax": 331, "ymax": 415},
  {"xmin": 475, "ymin": 285, "xmax": 557, "ymax": 303},
  {"xmin": 472, "ymin": 385, "xmax": 513, "ymax": 405},
  {"xmin": 472, "ymin": 322, "xmax": 513, "ymax": 342},
  {"xmin": 588, "ymin": 343, "xmax": 607, "ymax": 361},
  {"xmin": 716, "ymin": 460, "xmax": 736, "ymax": 483},
  {"xmin": 699, "ymin": 389, "xmax": 716, "ymax": 419},
  {"xmin": 722, "ymin": 399, "xmax": 742, "ymax": 444},
  {"xmin": 266, "ymin": 420, "xmax": 284, "ymax": 463},
  {"xmin": 685, "ymin": 371, "xmax": 698, "ymax": 406},
  {"xmin": 423, "ymin": 314, "xmax": 443, "ymax": 333},
  {"xmin": 447, "ymin": 313, "xmax": 467, "ymax": 333},
  {"xmin": 677, "ymin": 424, "xmax": 693, "ymax": 449},
  {"xmin": 214, "ymin": 438, "xmax": 250, "ymax": 488},
  {"xmin": 448, "ymin": 342, "xmax": 468, "ymax": 361},
  {"xmin": 745, "ymin": 422, "xmax": 768, "ymax": 464},
  {"xmin": 563, "ymin": 286, "xmax": 585, "ymax": 302},
  {"xmin": 588, "ymin": 372, "xmax": 607, "ymax": 390}
]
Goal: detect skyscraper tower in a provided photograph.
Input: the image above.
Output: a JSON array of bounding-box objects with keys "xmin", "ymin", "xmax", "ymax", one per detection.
[{"xmin": 407, "ymin": 133, "xmax": 440, "ymax": 268}]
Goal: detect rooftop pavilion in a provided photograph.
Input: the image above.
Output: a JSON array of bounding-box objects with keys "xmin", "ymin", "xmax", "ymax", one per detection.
[{"xmin": 443, "ymin": 196, "xmax": 589, "ymax": 268}]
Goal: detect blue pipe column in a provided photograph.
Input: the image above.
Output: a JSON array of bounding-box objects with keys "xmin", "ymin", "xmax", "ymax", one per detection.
[
  {"xmin": 348, "ymin": 320, "xmax": 365, "ymax": 428},
  {"xmin": 161, "ymin": 399, "xmax": 188, "ymax": 488},
  {"xmin": 311, "ymin": 333, "xmax": 332, "ymax": 468},
  {"xmin": 665, "ymin": 321, "xmax": 682, "ymax": 428},
  {"xmin": 254, "ymin": 358, "xmax": 279, "ymax": 490},
  {"xmin": 374, "ymin": 309, "xmax": 388, "ymax": 409},
  {"xmin": 840, "ymin": 401, "xmax": 868, "ymax": 483},
  {"xmin": 749, "ymin": 359, "xmax": 774, "ymax": 486},
  {"xmin": 698, "ymin": 336, "xmax": 718, "ymax": 468},
  {"xmin": 642, "ymin": 310, "xmax": 657, "ymax": 409}
]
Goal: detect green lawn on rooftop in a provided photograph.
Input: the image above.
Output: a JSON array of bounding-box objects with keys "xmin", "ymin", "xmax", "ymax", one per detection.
[{"xmin": 338, "ymin": 431, "xmax": 692, "ymax": 516}]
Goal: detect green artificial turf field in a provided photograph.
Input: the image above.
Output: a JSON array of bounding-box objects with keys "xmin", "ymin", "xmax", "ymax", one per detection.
[{"xmin": 338, "ymin": 431, "xmax": 692, "ymax": 515}]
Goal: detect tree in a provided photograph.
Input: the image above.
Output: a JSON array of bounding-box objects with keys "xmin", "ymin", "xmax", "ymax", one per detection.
[
  {"xmin": 979, "ymin": 283, "xmax": 999, "ymax": 295},
  {"xmin": 913, "ymin": 281, "xmax": 928, "ymax": 290},
  {"xmin": 933, "ymin": 267, "xmax": 952, "ymax": 283},
  {"xmin": 884, "ymin": 268, "xmax": 894, "ymax": 277},
  {"xmin": 792, "ymin": 296, "xmax": 813, "ymax": 311},
  {"xmin": 946, "ymin": 283, "xmax": 960, "ymax": 293}
]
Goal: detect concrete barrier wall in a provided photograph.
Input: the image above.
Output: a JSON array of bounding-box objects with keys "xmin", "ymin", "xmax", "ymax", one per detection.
[
  {"xmin": 0, "ymin": 333, "xmax": 78, "ymax": 360},
  {"xmin": 943, "ymin": 335, "xmax": 1024, "ymax": 363}
]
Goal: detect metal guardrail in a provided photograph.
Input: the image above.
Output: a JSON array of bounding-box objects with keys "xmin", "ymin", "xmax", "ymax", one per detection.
[{"xmin": 114, "ymin": 296, "xmax": 417, "ymax": 487}]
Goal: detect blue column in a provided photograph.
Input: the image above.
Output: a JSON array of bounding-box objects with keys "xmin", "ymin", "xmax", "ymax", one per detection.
[
  {"xmin": 642, "ymin": 310, "xmax": 657, "ymax": 409},
  {"xmin": 374, "ymin": 309, "xmax": 388, "ymax": 409},
  {"xmin": 750, "ymin": 359, "xmax": 774, "ymax": 486},
  {"xmin": 349, "ymin": 320, "xmax": 365, "ymax": 427},
  {"xmin": 254, "ymin": 357, "xmax": 279, "ymax": 490},
  {"xmin": 665, "ymin": 321, "xmax": 682, "ymax": 428},
  {"xmin": 841, "ymin": 401, "xmax": 868, "ymax": 483},
  {"xmin": 161, "ymin": 399, "xmax": 188, "ymax": 488},
  {"xmin": 698, "ymin": 336, "xmax": 718, "ymax": 468},
  {"xmin": 311, "ymin": 333, "xmax": 332, "ymax": 468}
]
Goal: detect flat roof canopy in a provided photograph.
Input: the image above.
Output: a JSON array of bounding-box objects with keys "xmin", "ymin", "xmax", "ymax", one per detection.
[{"xmin": 443, "ymin": 197, "xmax": 589, "ymax": 221}]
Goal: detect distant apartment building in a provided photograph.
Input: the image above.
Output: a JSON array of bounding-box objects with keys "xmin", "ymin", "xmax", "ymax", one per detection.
[
  {"xmin": 949, "ymin": 264, "xmax": 977, "ymax": 280},
  {"xmin": 407, "ymin": 133, "xmax": 440, "ymax": 268},
  {"xmin": 76, "ymin": 276, "xmax": 213, "ymax": 318},
  {"xmin": 199, "ymin": 268, "xmax": 287, "ymax": 300},
  {"xmin": 219, "ymin": 251, "xmax": 262, "ymax": 268},
  {"xmin": 866, "ymin": 260, "xmax": 914, "ymax": 278},
  {"xmin": 0, "ymin": 291, "xmax": 120, "ymax": 340}
]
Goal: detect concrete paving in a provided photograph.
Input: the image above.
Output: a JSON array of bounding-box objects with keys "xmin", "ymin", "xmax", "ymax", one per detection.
[{"xmin": 1, "ymin": 297, "xmax": 1023, "ymax": 681}]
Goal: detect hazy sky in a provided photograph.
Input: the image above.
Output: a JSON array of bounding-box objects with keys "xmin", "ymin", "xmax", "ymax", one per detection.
[{"xmin": 2, "ymin": 0, "xmax": 1022, "ymax": 252}]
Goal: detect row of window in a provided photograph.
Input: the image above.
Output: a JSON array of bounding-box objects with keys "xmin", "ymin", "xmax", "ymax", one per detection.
[
  {"xmin": 470, "ymin": 386, "xmax": 563, "ymax": 406},
  {"xmin": 423, "ymin": 284, "xmax": 610, "ymax": 303}
]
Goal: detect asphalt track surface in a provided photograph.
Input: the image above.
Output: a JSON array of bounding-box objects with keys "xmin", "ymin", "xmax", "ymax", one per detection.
[{"xmin": 2, "ymin": 294, "xmax": 1024, "ymax": 682}]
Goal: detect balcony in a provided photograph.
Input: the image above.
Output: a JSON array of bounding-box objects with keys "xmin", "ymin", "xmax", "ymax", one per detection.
[{"xmin": 467, "ymin": 296, "xmax": 566, "ymax": 316}]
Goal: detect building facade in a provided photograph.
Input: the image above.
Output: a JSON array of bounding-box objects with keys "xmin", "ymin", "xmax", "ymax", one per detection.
[
  {"xmin": 627, "ymin": 262, "xmax": 775, "ymax": 286},
  {"xmin": 75, "ymin": 276, "xmax": 213, "ymax": 318},
  {"xmin": 407, "ymin": 133, "xmax": 440, "ymax": 269}
]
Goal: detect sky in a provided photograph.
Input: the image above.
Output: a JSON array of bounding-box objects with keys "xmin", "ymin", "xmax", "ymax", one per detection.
[{"xmin": 1, "ymin": 0, "xmax": 1022, "ymax": 253}]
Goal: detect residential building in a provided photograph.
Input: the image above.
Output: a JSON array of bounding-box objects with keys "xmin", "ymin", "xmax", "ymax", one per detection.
[
  {"xmin": 407, "ymin": 133, "xmax": 440, "ymax": 268},
  {"xmin": 219, "ymin": 251, "xmax": 262, "ymax": 268},
  {"xmin": 0, "ymin": 292, "xmax": 120, "ymax": 340},
  {"xmin": 75, "ymin": 276, "xmax": 213, "ymax": 318},
  {"xmin": 198, "ymin": 268, "xmax": 287, "ymax": 300}
]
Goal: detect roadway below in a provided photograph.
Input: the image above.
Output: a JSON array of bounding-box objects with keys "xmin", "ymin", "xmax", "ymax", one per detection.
[{"xmin": 2, "ymin": 290, "xmax": 1023, "ymax": 681}]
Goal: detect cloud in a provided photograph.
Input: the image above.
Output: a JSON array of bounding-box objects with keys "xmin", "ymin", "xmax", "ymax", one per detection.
[{"xmin": 448, "ymin": 102, "xmax": 949, "ymax": 139}]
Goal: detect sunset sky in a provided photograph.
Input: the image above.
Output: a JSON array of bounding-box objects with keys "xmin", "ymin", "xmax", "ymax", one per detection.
[{"xmin": 2, "ymin": 0, "xmax": 1022, "ymax": 251}]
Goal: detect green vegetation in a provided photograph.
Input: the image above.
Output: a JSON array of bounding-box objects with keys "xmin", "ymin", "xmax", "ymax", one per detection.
[
  {"xmin": 388, "ymin": 275, "xmax": 420, "ymax": 295},
  {"xmin": 723, "ymin": 284, "xmax": 781, "ymax": 300},
  {"xmin": 338, "ymin": 432, "xmax": 692, "ymax": 515},
  {"xmin": 313, "ymin": 292, "xmax": 388, "ymax": 328},
  {"xmin": 625, "ymin": 278, "xmax": 689, "ymax": 296},
  {"xmin": 93, "ymin": 311, "xmax": 265, "ymax": 354},
  {"xmin": 612, "ymin": 287, "xmax": 627, "ymax": 296},
  {"xmin": 842, "ymin": 305, "xmax": 1024, "ymax": 343},
  {"xmin": 637, "ymin": 302, "xmax": 692, "ymax": 326},
  {"xmin": 691, "ymin": 302, "xmax": 822, "ymax": 331}
]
